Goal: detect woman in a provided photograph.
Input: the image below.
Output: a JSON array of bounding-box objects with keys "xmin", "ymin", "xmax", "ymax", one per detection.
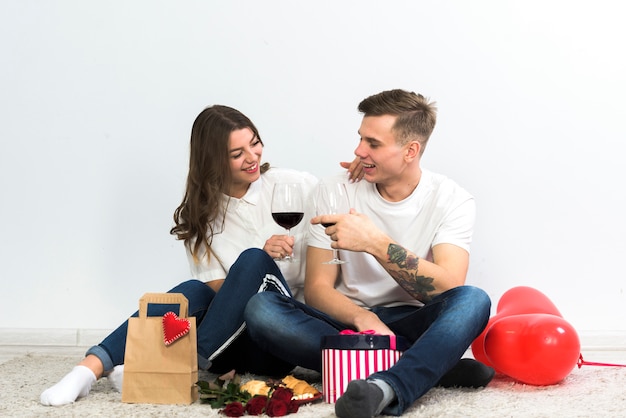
[{"xmin": 40, "ymin": 105, "xmax": 361, "ymax": 406}]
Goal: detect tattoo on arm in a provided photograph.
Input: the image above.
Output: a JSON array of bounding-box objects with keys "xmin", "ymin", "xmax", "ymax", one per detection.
[{"xmin": 387, "ymin": 243, "xmax": 436, "ymax": 302}]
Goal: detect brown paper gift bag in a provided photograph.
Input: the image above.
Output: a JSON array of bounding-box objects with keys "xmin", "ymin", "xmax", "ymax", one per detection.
[{"xmin": 121, "ymin": 293, "xmax": 199, "ymax": 404}]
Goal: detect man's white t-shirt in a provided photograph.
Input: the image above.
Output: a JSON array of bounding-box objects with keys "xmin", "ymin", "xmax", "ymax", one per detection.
[
  {"xmin": 307, "ymin": 169, "xmax": 475, "ymax": 308},
  {"xmin": 187, "ymin": 167, "xmax": 318, "ymax": 302}
]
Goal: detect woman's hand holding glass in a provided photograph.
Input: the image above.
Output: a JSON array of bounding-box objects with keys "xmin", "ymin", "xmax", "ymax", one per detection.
[
  {"xmin": 271, "ymin": 183, "xmax": 304, "ymax": 262},
  {"xmin": 262, "ymin": 234, "xmax": 295, "ymax": 262}
]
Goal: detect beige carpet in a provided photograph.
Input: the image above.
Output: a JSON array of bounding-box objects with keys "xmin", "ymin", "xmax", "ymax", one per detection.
[{"xmin": 1, "ymin": 353, "xmax": 625, "ymax": 417}]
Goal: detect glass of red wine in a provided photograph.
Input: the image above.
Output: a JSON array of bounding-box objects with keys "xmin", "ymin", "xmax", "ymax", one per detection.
[
  {"xmin": 315, "ymin": 182, "xmax": 350, "ymax": 264},
  {"xmin": 271, "ymin": 183, "xmax": 304, "ymax": 262}
]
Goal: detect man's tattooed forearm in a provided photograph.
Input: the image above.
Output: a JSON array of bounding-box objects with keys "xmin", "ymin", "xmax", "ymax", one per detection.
[
  {"xmin": 388, "ymin": 244, "xmax": 418, "ymax": 269},
  {"xmin": 390, "ymin": 271, "xmax": 436, "ymax": 302},
  {"xmin": 387, "ymin": 244, "xmax": 436, "ymax": 302}
]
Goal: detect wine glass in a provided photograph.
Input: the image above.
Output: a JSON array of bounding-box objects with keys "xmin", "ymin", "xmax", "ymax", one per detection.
[
  {"xmin": 315, "ymin": 182, "xmax": 350, "ymax": 264},
  {"xmin": 271, "ymin": 183, "xmax": 304, "ymax": 262}
]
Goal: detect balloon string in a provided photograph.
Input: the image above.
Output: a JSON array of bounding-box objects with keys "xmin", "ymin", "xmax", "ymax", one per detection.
[{"xmin": 577, "ymin": 353, "xmax": 626, "ymax": 368}]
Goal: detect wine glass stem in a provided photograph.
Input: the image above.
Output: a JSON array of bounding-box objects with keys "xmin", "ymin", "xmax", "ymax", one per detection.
[{"xmin": 285, "ymin": 229, "xmax": 293, "ymax": 261}]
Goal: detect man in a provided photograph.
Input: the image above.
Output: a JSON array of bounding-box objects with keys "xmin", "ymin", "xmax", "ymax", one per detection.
[{"xmin": 245, "ymin": 89, "xmax": 494, "ymax": 417}]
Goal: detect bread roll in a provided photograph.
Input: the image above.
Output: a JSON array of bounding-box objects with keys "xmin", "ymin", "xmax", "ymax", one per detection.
[
  {"xmin": 240, "ymin": 375, "xmax": 319, "ymax": 400},
  {"xmin": 240, "ymin": 380, "xmax": 271, "ymax": 397},
  {"xmin": 282, "ymin": 375, "xmax": 320, "ymax": 396}
]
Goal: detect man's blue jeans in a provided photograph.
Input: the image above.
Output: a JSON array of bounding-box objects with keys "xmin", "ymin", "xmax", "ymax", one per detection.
[
  {"xmin": 86, "ymin": 248, "xmax": 294, "ymax": 376},
  {"xmin": 245, "ymin": 286, "xmax": 491, "ymax": 416}
]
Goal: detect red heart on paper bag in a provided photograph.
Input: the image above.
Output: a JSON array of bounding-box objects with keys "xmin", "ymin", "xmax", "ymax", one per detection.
[{"xmin": 162, "ymin": 311, "xmax": 190, "ymax": 346}]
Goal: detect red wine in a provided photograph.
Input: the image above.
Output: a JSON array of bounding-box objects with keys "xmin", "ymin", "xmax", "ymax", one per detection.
[
  {"xmin": 321, "ymin": 223, "xmax": 336, "ymax": 228},
  {"xmin": 272, "ymin": 212, "xmax": 304, "ymax": 230}
]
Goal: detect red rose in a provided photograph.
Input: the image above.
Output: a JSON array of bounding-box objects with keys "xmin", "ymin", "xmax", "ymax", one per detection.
[
  {"xmin": 245, "ymin": 395, "xmax": 268, "ymax": 415},
  {"xmin": 287, "ymin": 399, "xmax": 300, "ymax": 414},
  {"xmin": 265, "ymin": 398, "xmax": 289, "ymax": 417},
  {"xmin": 271, "ymin": 387, "xmax": 294, "ymax": 403},
  {"xmin": 221, "ymin": 401, "xmax": 245, "ymax": 417}
]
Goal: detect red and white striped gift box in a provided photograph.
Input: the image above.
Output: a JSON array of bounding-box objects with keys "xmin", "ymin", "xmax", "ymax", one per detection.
[{"xmin": 321, "ymin": 331, "xmax": 409, "ymax": 403}]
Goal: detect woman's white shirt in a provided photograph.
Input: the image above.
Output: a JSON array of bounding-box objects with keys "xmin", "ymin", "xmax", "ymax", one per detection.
[{"xmin": 186, "ymin": 167, "xmax": 318, "ymax": 302}]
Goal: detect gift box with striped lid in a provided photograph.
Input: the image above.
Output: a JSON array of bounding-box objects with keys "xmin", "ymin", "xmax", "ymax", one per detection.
[{"xmin": 321, "ymin": 331, "xmax": 410, "ymax": 403}]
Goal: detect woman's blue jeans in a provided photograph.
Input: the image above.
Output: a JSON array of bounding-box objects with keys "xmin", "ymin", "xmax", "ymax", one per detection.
[
  {"xmin": 86, "ymin": 248, "xmax": 294, "ymax": 376},
  {"xmin": 245, "ymin": 285, "xmax": 491, "ymax": 416}
]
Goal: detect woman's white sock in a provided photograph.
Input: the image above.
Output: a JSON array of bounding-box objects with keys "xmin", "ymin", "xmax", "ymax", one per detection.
[
  {"xmin": 107, "ymin": 364, "xmax": 124, "ymax": 393},
  {"xmin": 40, "ymin": 365, "xmax": 96, "ymax": 406}
]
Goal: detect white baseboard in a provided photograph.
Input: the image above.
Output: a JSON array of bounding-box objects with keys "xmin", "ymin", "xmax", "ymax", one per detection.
[
  {"xmin": 0, "ymin": 328, "xmax": 625, "ymax": 350},
  {"xmin": 0, "ymin": 328, "xmax": 113, "ymax": 347},
  {"xmin": 576, "ymin": 330, "xmax": 626, "ymax": 350}
]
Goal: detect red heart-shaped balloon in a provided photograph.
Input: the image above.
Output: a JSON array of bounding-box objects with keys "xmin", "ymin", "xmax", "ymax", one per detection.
[
  {"xmin": 484, "ymin": 313, "xmax": 580, "ymax": 385},
  {"xmin": 494, "ymin": 286, "xmax": 562, "ymax": 317},
  {"xmin": 162, "ymin": 311, "xmax": 190, "ymax": 346},
  {"xmin": 471, "ymin": 286, "xmax": 564, "ymax": 367}
]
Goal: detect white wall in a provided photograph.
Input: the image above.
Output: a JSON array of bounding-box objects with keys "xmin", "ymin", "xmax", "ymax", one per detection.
[{"xmin": 1, "ymin": 1, "xmax": 624, "ymax": 333}]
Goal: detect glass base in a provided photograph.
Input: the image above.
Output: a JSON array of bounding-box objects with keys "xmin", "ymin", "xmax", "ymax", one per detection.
[
  {"xmin": 277, "ymin": 256, "xmax": 298, "ymax": 263},
  {"xmin": 322, "ymin": 259, "xmax": 347, "ymax": 264}
]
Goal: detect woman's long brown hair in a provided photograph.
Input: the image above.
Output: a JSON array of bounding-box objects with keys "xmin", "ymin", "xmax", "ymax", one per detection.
[{"xmin": 170, "ymin": 105, "xmax": 269, "ymax": 262}]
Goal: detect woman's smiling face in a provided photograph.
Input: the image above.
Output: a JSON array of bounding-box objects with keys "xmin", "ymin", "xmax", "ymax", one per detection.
[{"xmin": 228, "ymin": 127, "xmax": 264, "ymax": 198}]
